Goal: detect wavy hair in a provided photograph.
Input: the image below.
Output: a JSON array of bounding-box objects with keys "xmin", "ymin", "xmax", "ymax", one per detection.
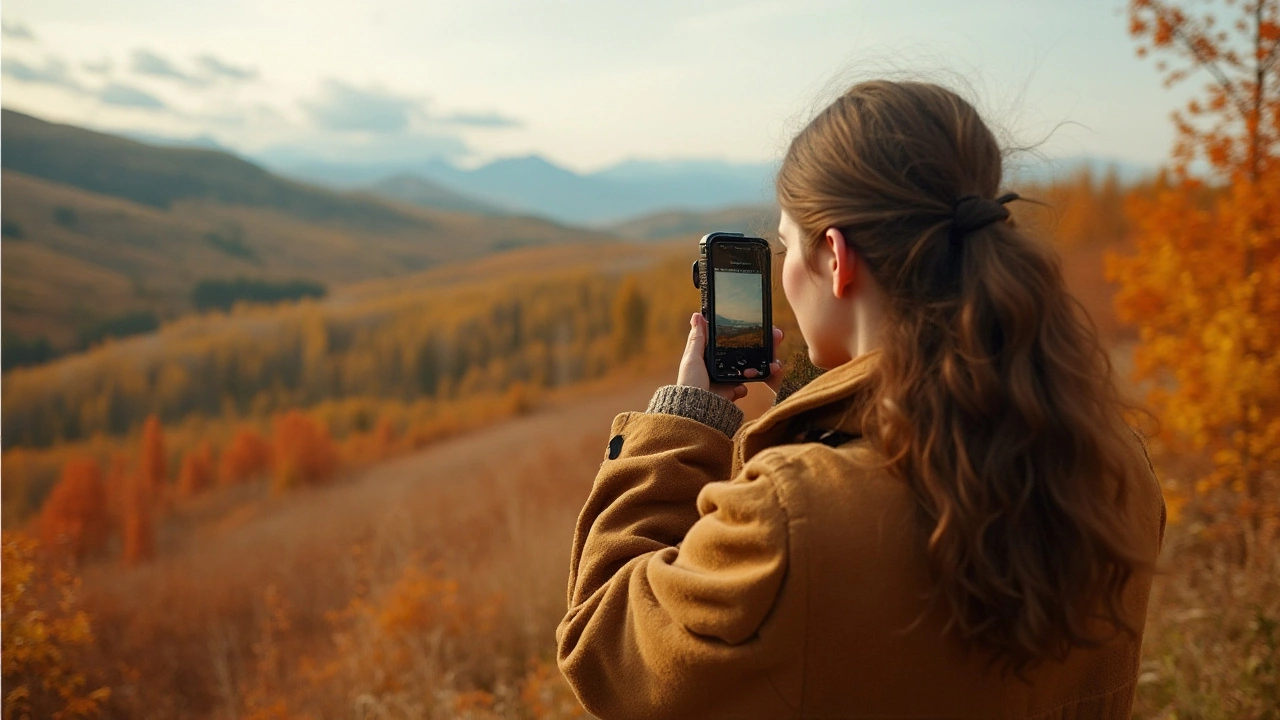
[{"xmin": 776, "ymin": 80, "xmax": 1149, "ymax": 674}]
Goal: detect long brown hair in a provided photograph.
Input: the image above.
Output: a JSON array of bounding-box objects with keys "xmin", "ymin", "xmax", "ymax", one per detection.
[{"xmin": 776, "ymin": 80, "xmax": 1148, "ymax": 673}]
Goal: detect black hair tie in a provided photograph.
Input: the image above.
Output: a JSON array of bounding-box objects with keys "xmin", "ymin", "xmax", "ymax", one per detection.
[{"xmin": 949, "ymin": 192, "xmax": 1020, "ymax": 246}]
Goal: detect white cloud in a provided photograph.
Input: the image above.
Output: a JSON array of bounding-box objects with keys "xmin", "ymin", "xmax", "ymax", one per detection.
[
  {"xmin": 196, "ymin": 54, "xmax": 256, "ymax": 81},
  {"xmin": 1, "ymin": 21, "xmax": 34, "ymax": 40},
  {"xmin": 99, "ymin": 82, "xmax": 166, "ymax": 110},
  {"xmin": 302, "ymin": 80, "xmax": 421, "ymax": 133},
  {"xmin": 2, "ymin": 56, "xmax": 80, "ymax": 90},
  {"xmin": 130, "ymin": 48, "xmax": 204, "ymax": 86}
]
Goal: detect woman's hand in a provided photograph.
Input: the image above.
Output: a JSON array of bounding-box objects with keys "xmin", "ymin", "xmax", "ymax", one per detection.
[{"xmin": 676, "ymin": 312, "xmax": 784, "ymax": 403}]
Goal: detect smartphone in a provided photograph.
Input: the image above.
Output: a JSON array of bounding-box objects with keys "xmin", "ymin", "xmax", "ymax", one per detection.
[{"xmin": 690, "ymin": 232, "xmax": 773, "ymax": 383}]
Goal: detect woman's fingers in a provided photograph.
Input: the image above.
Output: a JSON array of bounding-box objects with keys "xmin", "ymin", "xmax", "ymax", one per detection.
[
  {"xmin": 680, "ymin": 316, "xmax": 784, "ymax": 403},
  {"xmin": 676, "ymin": 313, "xmax": 711, "ymax": 391}
]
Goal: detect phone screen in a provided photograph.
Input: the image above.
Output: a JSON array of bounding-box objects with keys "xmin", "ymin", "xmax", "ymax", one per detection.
[{"xmin": 711, "ymin": 243, "xmax": 768, "ymax": 357}]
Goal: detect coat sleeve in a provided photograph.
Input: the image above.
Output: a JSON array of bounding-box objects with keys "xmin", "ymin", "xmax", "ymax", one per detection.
[{"xmin": 556, "ymin": 409, "xmax": 791, "ymax": 720}]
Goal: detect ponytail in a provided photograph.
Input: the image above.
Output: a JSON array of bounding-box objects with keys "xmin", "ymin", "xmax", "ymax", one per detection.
[{"xmin": 776, "ymin": 80, "xmax": 1148, "ymax": 674}]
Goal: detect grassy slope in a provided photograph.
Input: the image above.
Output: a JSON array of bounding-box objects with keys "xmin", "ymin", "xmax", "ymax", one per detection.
[
  {"xmin": 77, "ymin": 367, "xmax": 671, "ymax": 716},
  {"xmin": 2, "ymin": 108, "xmax": 423, "ymax": 229},
  {"xmin": 1, "ymin": 112, "xmax": 622, "ymax": 349}
]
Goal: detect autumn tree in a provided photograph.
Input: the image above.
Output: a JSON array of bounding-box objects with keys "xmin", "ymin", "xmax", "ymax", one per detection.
[
  {"xmin": 38, "ymin": 458, "xmax": 110, "ymax": 562},
  {"xmin": 1110, "ymin": 0, "xmax": 1280, "ymax": 529},
  {"xmin": 271, "ymin": 411, "xmax": 338, "ymax": 494},
  {"xmin": 177, "ymin": 442, "xmax": 215, "ymax": 498},
  {"xmin": 220, "ymin": 427, "xmax": 272, "ymax": 485}
]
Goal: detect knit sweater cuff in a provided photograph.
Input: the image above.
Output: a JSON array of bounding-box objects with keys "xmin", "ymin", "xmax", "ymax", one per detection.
[{"xmin": 645, "ymin": 384, "xmax": 745, "ymax": 438}]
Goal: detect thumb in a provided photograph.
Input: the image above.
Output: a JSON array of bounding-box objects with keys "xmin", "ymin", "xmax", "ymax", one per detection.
[
  {"xmin": 677, "ymin": 312, "xmax": 712, "ymax": 390},
  {"xmin": 687, "ymin": 312, "xmax": 706, "ymax": 349}
]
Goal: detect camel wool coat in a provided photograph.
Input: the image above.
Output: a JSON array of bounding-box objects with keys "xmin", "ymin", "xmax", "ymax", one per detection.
[{"xmin": 556, "ymin": 349, "xmax": 1166, "ymax": 720}]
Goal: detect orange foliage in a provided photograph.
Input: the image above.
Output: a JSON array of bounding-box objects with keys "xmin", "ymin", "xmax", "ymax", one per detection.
[
  {"xmin": 374, "ymin": 560, "xmax": 502, "ymax": 639},
  {"xmin": 37, "ymin": 457, "xmax": 110, "ymax": 562},
  {"xmin": 219, "ymin": 427, "xmax": 272, "ymax": 486},
  {"xmin": 270, "ymin": 411, "xmax": 338, "ymax": 494},
  {"xmin": 1129, "ymin": 0, "xmax": 1280, "ymax": 180},
  {"xmin": 176, "ymin": 442, "xmax": 215, "ymax": 499},
  {"xmin": 1115, "ymin": 0, "xmax": 1280, "ymax": 531}
]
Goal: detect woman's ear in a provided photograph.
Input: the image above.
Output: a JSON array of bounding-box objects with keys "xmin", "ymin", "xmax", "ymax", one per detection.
[{"xmin": 824, "ymin": 227, "xmax": 858, "ymax": 299}]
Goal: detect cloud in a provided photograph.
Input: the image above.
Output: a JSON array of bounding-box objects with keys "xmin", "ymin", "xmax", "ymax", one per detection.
[
  {"xmin": 4, "ymin": 54, "xmax": 168, "ymax": 112},
  {"xmin": 98, "ymin": 83, "xmax": 167, "ymax": 110},
  {"xmin": 130, "ymin": 49, "xmax": 204, "ymax": 86},
  {"xmin": 302, "ymin": 80, "xmax": 422, "ymax": 133},
  {"xmin": 2, "ymin": 21, "xmax": 33, "ymax": 40},
  {"xmin": 82, "ymin": 58, "xmax": 112, "ymax": 75},
  {"xmin": 196, "ymin": 54, "xmax": 257, "ymax": 81},
  {"xmin": 439, "ymin": 111, "xmax": 522, "ymax": 128},
  {"xmin": 2, "ymin": 57, "xmax": 81, "ymax": 91}
]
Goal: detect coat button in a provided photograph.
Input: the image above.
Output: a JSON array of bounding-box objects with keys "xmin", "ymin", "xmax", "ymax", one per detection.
[{"xmin": 607, "ymin": 434, "xmax": 624, "ymax": 459}]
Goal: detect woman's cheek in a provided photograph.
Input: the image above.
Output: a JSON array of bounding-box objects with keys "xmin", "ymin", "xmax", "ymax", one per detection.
[{"xmin": 781, "ymin": 254, "xmax": 814, "ymax": 355}]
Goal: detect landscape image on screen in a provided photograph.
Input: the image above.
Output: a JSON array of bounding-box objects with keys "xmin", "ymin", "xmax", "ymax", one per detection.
[{"xmin": 713, "ymin": 270, "xmax": 765, "ymax": 349}]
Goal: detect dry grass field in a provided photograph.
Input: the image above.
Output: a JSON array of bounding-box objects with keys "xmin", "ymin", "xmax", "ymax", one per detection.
[{"xmin": 69, "ymin": 369, "xmax": 668, "ymax": 717}]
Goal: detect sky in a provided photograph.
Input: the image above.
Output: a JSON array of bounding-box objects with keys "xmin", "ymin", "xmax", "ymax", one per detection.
[
  {"xmin": 0, "ymin": 0, "xmax": 1201, "ymax": 174},
  {"xmin": 715, "ymin": 270, "xmax": 764, "ymax": 325}
]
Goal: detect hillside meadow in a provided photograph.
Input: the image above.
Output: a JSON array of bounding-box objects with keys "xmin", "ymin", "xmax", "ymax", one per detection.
[
  {"xmin": 0, "ymin": 110, "xmax": 621, "ymax": 363},
  {"xmin": 3, "ymin": 169, "xmax": 1277, "ymax": 718}
]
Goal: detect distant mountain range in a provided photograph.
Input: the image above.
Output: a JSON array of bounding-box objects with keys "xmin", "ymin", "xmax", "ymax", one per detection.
[
  {"xmin": 257, "ymin": 153, "xmax": 779, "ymax": 226},
  {"xmin": 261, "ymin": 152, "xmax": 1156, "ymax": 228},
  {"xmin": 714, "ymin": 314, "xmax": 761, "ymax": 329},
  {"xmin": 93, "ymin": 125, "xmax": 1156, "ymax": 228}
]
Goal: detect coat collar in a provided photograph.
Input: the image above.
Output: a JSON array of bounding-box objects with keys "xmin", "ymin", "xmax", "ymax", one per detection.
[{"xmin": 733, "ymin": 349, "xmax": 882, "ymax": 474}]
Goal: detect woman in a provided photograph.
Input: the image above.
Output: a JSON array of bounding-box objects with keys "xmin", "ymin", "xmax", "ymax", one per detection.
[{"xmin": 556, "ymin": 80, "xmax": 1166, "ymax": 719}]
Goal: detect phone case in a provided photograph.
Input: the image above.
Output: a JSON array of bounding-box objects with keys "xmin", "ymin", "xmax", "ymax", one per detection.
[{"xmin": 692, "ymin": 232, "xmax": 773, "ymax": 384}]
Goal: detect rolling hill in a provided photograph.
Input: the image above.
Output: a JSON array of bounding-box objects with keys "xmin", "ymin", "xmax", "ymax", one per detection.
[
  {"xmin": 0, "ymin": 109, "xmax": 426, "ymax": 231},
  {"xmin": 0, "ymin": 110, "xmax": 623, "ymax": 363}
]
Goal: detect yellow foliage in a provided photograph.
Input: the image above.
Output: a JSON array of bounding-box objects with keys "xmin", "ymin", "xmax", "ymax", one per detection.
[
  {"xmin": 1116, "ymin": 0, "xmax": 1280, "ymax": 530},
  {"xmin": 1, "ymin": 532, "xmax": 110, "ymax": 719}
]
